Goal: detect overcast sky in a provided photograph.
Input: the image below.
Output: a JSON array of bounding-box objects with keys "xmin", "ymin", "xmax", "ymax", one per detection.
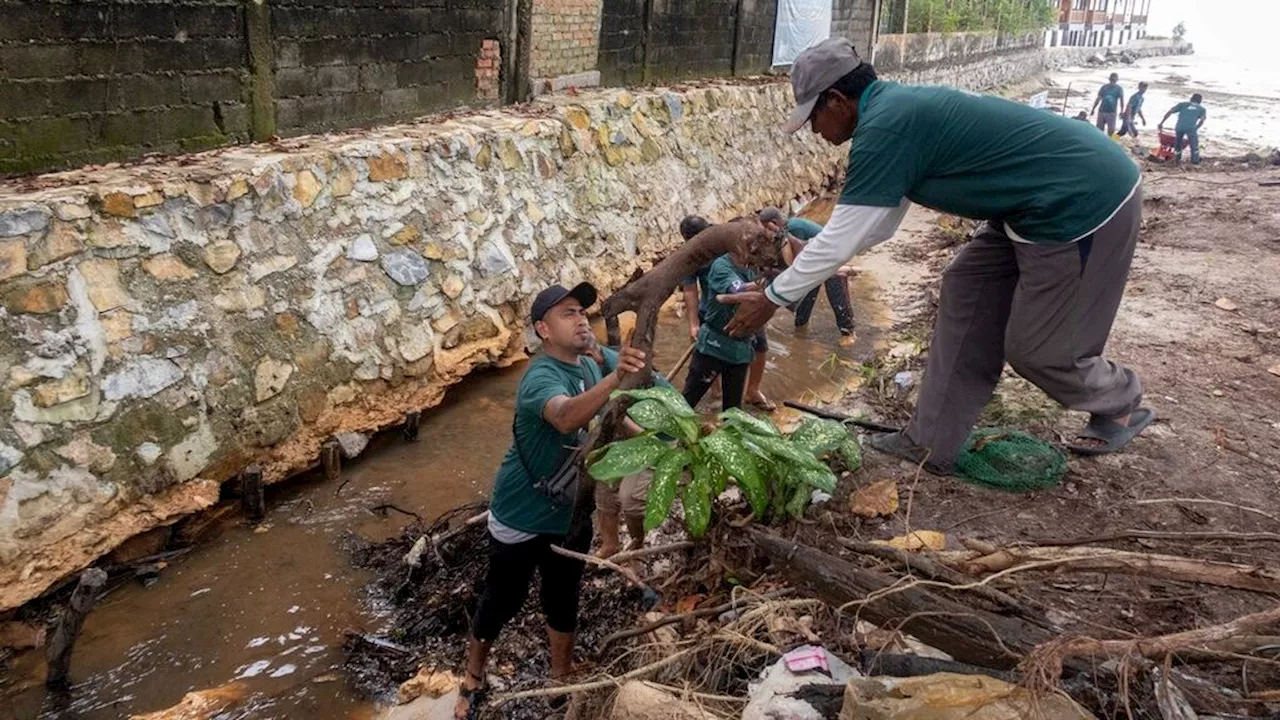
[{"xmin": 1147, "ymin": 0, "xmax": 1277, "ymax": 59}]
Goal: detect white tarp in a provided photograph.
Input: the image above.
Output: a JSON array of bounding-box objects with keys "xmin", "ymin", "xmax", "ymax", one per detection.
[{"xmin": 772, "ymin": 0, "xmax": 832, "ymax": 66}]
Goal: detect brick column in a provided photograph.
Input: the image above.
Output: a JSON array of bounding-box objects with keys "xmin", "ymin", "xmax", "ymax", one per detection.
[{"xmin": 528, "ymin": 0, "xmax": 603, "ymax": 95}]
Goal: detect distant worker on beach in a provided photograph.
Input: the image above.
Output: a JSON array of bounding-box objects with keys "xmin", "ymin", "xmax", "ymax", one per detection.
[
  {"xmin": 1159, "ymin": 93, "xmax": 1207, "ymax": 165},
  {"xmin": 717, "ymin": 38, "xmax": 1154, "ymax": 475},
  {"xmin": 1119, "ymin": 81, "xmax": 1149, "ymax": 138},
  {"xmin": 1091, "ymin": 72, "xmax": 1125, "ymax": 136}
]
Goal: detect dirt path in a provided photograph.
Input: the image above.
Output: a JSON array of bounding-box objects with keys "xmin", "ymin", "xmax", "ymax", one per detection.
[{"xmin": 816, "ymin": 165, "xmax": 1280, "ymax": 650}]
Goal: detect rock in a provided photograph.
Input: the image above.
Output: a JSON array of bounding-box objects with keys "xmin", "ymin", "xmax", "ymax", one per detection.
[
  {"xmin": 129, "ymin": 681, "xmax": 248, "ymax": 720},
  {"xmin": 101, "ymin": 191, "xmax": 136, "ymax": 217},
  {"xmin": 11, "ymin": 422, "xmax": 45, "ymax": 448},
  {"xmin": 143, "ymin": 254, "xmax": 198, "ymax": 281},
  {"xmin": 204, "ymin": 240, "xmax": 242, "ymax": 274},
  {"xmin": 368, "ymin": 152, "xmax": 408, "ymax": 181},
  {"xmin": 0, "ymin": 207, "xmax": 51, "ymax": 237},
  {"xmin": 478, "ymin": 240, "xmax": 515, "ymax": 276},
  {"xmin": 248, "ymin": 254, "xmax": 297, "ymax": 281},
  {"xmin": 31, "ymin": 371, "xmax": 91, "ymax": 407},
  {"xmin": 213, "ymin": 279, "xmax": 267, "ymax": 312},
  {"xmin": 849, "ymin": 479, "xmax": 899, "ymax": 519},
  {"xmin": 382, "ymin": 249, "xmax": 430, "ymax": 286},
  {"xmin": 254, "ymin": 357, "xmax": 294, "ymax": 402},
  {"xmin": 498, "ymin": 138, "xmax": 523, "ymax": 170},
  {"xmin": 54, "ymin": 203, "xmax": 91, "ymax": 221},
  {"xmin": 349, "ymin": 234, "xmax": 380, "ymax": 261},
  {"xmin": 611, "ymin": 681, "xmax": 718, "ymax": 720},
  {"xmin": 400, "ymin": 323, "xmax": 434, "ymax": 362},
  {"xmin": 0, "ymin": 620, "xmax": 46, "ymax": 651},
  {"xmin": 55, "ymin": 433, "xmax": 118, "ymax": 473},
  {"xmin": 335, "ymin": 432, "xmax": 370, "ymax": 459},
  {"xmin": 1269, "ymin": 363, "xmax": 1280, "ymax": 377},
  {"xmin": 136, "ymin": 442, "xmax": 163, "ymax": 465},
  {"xmin": 422, "ymin": 242, "xmax": 447, "ymax": 260},
  {"xmin": 102, "ymin": 310, "xmax": 135, "ymax": 342},
  {"xmin": 330, "ymin": 167, "xmax": 355, "ymax": 197},
  {"xmin": 381, "ymin": 691, "xmax": 458, "ymax": 720},
  {"xmin": 2, "ymin": 280, "xmax": 69, "ymax": 314},
  {"xmin": 391, "ymin": 225, "xmax": 420, "ymax": 246},
  {"xmin": 28, "ymin": 221, "xmax": 86, "ymax": 269},
  {"xmin": 838, "ymin": 672, "xmax": 1095, "ymax": 720},
  {"xmin": 294, "ymin": 170, "xmax": 322, "ymax": 208},
  {"xmin": 0, "ymin": 441, "xmax": 23, "ymax": 475},
  {"xmin": 78, "ymin": 258, "xmax": 132, "ymax": 311},
  {"xmin": 1214, "ymin": 297, "xmax": 1239, "ymax": 312},
  {"xmin": 745, "ymin": 646, "xmax": 860, "ymax": 720},
  {"xmin": 104, "ymin": 358, "xmax": 184, "ymax": 401},
  {"xmin": 167, "ymin": 420, "xmax": 217, "ymax": 482},
  {"xmin": 0, "ymin": 238, "xmax": 27, "ymax": 280},
  {"xmin": 441, "ymin": 274, "xmax": 465, "ymax": 299}
]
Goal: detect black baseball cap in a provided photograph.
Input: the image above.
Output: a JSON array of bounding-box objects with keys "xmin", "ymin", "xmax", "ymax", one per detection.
[{"xmin": 531, "ymin": 282, "xmax": 598, "ymax": 322}]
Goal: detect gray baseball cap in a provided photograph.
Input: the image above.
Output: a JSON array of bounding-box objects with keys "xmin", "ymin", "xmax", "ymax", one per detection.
[{"xmin": 783, "ymin": 38, "xmax": 863, "ymax": 134}]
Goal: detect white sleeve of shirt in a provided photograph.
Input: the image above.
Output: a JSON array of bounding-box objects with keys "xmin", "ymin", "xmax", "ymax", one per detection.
[{"xmin": 765, "ymin": 200, "xmax": 911, "ymax": 307}]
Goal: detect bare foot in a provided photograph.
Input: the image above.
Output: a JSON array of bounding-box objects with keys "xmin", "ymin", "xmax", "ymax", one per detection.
[
  {"xmin": 454, "ymin": 674, "xmax": 485, "ymax": 720},
  {"xmin": 746, "ymin": 392, "xmax": 776, "ymax": 411}
]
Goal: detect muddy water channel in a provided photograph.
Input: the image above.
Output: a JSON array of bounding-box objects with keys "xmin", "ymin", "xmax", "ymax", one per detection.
[{"xmin": 5, "ymin": 282, "xmax": 887, "ymax": 720}]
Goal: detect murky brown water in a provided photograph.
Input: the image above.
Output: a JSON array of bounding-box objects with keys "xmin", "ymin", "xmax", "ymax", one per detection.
[{"xmin": 4, "ymin": 285, "xmax": 885, "ymax": 720}]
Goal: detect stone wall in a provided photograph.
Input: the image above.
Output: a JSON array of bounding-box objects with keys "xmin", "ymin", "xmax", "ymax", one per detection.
[
  {"xmin": 0, "ymin": 80, "xmax": 845, "ymax": 611},
  {"xmin": 0, "ymin": 0, "xmax": 510, "ymax": 176},
  {"xmin": 530, "ymin": 0, "xmax": 604, "ymax": 93},
  {"xmin": 0, "ymin": 0, "xmax": 252, "ymax": 176}
]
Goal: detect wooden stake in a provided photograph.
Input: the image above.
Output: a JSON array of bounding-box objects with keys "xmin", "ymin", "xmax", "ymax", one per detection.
[
  {"xmin": 402, "ymin": 410, "xmax": 421, "ymax": 441},
  {"xmin": 46, "ymin": 568, "xmax": 108, "ymax": 689},
  {"xmin": 240, "ymin": 465, "xmax": 265, "ymax": 521},
  {"xmin": 322, "ymin": 439, "xmax": 341, "ymax": 482}
]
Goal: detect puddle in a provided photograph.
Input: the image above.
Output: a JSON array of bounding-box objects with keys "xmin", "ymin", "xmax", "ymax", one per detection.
[{"xmin": 3, "ymin": 284, "xmax": 884, "ymax": 719}]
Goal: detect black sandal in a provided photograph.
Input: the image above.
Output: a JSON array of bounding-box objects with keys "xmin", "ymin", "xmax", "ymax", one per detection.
[{"xmin": 454, "ymin": 671, "xmax": 488, "ymax": 720}]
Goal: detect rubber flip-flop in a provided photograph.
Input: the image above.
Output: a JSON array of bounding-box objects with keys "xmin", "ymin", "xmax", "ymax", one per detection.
[
  {"xmin": 868, "ymin": 431, "xmax": 954, "ymax": 477},
  {"xmin": 1067, "ymin": 408, "xmax": 1156, "ymax": 456},
  {"xmin": 747, "ymin": 396, "xmax": 777, "ymax": 411}
]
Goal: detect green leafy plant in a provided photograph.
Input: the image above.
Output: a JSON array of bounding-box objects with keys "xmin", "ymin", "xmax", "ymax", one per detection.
[{"xmin": 587, "ymin": 388, "xmax": 861, "ymax": 538}]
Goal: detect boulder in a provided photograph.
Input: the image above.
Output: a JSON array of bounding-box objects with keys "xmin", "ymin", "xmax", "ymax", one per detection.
[
  {"xmin": 839, "ymin": 672, "xmax": 1095, "ymax": 720},
  {"xmin": 129, "ymin": 681, "xmax": 247, "ymax": 719},
  {"xmin": 611, "ymin": 681, "xmax": 718, "ymax": 720}
]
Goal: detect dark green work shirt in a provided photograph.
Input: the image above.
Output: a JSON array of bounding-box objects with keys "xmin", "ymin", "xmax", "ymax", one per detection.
[
  {"xmin": 695, "ymin": 255, "xmax": 756, "ymax": 365},
  {"xmin": 1097, "ymin": 83, "xmax": 1124, "ymax": 114},
  {"xmin": 1171, "ymin": 101, "xmax": 1206, "ymax": 133},
  {"xmin": 786, "ymin": 217, "xmax": 823, "ymax": 241},
  {"xmin": 839, "ymin": 81, "xmax": 1140, "ymax": 243},
  {"xmin": 1126, "ymin": 91, "xmax": 1145, "ymax": 118}
]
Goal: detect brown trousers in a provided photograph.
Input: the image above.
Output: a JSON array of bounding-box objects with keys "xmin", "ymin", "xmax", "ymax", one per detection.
[{"xmin": 904, "ymin": 188, "xmax": 1144, "ymax": 467}]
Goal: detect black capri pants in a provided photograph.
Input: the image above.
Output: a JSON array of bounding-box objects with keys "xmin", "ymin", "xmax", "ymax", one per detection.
[{"xmin": 470, "ymin": 530, "xmax": 590, "ymax": 640}]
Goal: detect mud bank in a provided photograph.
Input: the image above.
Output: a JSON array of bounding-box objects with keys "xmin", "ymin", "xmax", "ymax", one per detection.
[{"xmin": 0, "ymin": 79, "xmax": 846, "ymax": 612}]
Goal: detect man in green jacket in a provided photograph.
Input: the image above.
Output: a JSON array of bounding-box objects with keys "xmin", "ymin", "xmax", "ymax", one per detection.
[
  {"xmin": 454, "ymin": 282, "xmax": 645, "ymax": 719},
  {"xmin": 720, "ymin": 38, "xmax": 1152, "ymax": 474}
]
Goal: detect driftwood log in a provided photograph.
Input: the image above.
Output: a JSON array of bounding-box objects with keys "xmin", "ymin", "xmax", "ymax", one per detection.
[{"xmin": 751, "ymin": 530, "xmax": 1060, "ymax": 671}]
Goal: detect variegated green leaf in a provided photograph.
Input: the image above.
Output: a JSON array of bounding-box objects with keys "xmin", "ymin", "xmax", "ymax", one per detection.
[
  {"xmin": 700, "ymin": 429, "xmax": 766, "ymax": 517},
  {"xmin": 674, "ymin": 415, "xmax": 701, "ymax": 445},
  {"xmin": 744, "ymin": 434, "xmax": 830, "ymax": 473},
  {"xmin": 588, "ymin": 434, "xmax": 670, "ymax": 482},
  {"xmin": 682, "ymin": 462, "xmax": 713, "ymax": 537},
  {"xmin": 613, "ymin": 387, "xmax": 696, "ymax": 418},
  {"xmin": 839, "ymin": 437, "xmax": 863, "ymax": 472},
  {"xmin": 644, "ymin": 449, "xmax": 689, "ymax": 532},
  {"xmin": 705, "ymin": 454, "xmax": 729, "ymax": 495},
  {"xmin": 791, "ymin": 463, "xmax": 837, "ymax": 493},
  {"xmin": 626, "ymin": 399, "xmax": 673, "ymax": 432},
  {"xmin": 718, "ymin": 407, "xmax": 781, "ymax": 437},
  {"xmin": 786, "ymin": 482, "xmax": 810, "ymax": 519},
  {"xmin": 789, "ymin": 418, "xmax": 851, "ymax": 455}
]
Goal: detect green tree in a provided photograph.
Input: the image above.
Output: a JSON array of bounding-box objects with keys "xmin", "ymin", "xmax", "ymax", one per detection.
[{"xmin": 1172, "ymin": 21, "xmax": 1187, "ymax": 39}]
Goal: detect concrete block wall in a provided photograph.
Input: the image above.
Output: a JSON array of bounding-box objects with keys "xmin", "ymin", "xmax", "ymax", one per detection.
[
  {"xmin": 831, "ymin": 0, "xmax": 877, "ymax": 58},
  {"xmin": 530, "ymin": 0, "xmax": 603, "ymax": 85},
  {"xmin": 269, "ymin": 0, "xmax": 508, "ymax": 137},
  {"xmin": 0, "ymin": 0, "xmax": 253, "ymax": 176},
  {"xmin": 736, "ymin": 0, "xmax": 780, "ymax": 76},
  {"xmin": 597, "ymin": 0, "xmax": 646, "ymax": 87}
]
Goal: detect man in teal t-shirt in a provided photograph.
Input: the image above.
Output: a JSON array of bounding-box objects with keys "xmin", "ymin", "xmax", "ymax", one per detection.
[
  {"xmin": 1091, "ymin": 72, "xmax": 1126, "ymax": 136},
  {"xmin": 718, "ymin": 38, "xmax": 1152, "ymax": 475},
  {"xmin": 682, "ymin": 251, "xmax": 758, "ymax": 411},
  {"xmin": 1119, "ymin": 81, "xmax": 1148, "ymax": 138},
  {"xmin": 454, "ymin": 282, "xmax": 646, "ymax": 719},
  {"xmin": 1159, "ymin": 93, "xmax": 1207, "ymax": 165},
  {"xmin": 760, "ymin": 209, "xmax": 855, "ymax": 336}
]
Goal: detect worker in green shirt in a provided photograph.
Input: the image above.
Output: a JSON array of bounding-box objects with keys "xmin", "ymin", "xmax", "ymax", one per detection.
[
  {"xmin": 719, "ymin": 38, "xmax": 1152, "ymax": 475},
  {"xmin": 455, "ymin": 282, "xmax": 646, "ymax": 719},
  {"xmin": 1091, "ymin": 72, "xmax": 1125, "ymax": 136},
  {"xmin": 1159, "ymin": 93, "xmax": 1207, "ymax": 165},
  {"xmin": 1119, "ymin": 81, "xmax": 1148, "ymax": 138},
  {"xmin": 682, "ymin": 247, "xmax": 760, "ymax": 411},
  {"xmin": 759, "ymin": 208, "xmax": 855, "ymax": 336}
]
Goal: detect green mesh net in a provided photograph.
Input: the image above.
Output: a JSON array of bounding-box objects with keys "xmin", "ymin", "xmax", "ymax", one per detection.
[{"xmin": 954, "ymin": 427, "xmax": 1066, "ymax": 492}]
